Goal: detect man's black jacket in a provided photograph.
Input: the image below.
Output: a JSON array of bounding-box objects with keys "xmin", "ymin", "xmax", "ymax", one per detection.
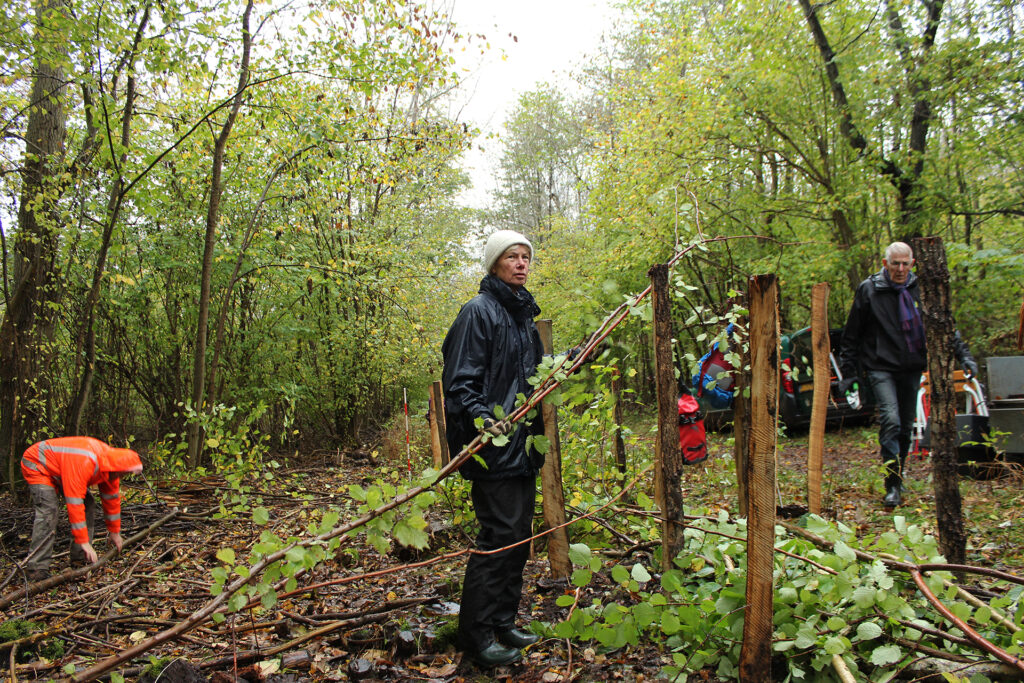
[
  {"xmin": 840, "ymin": 269, "xmax": 974, "ymax": 377},
  {"xmin": 441, "ymin": 274, "xmax": 545, "ymax": 480}
]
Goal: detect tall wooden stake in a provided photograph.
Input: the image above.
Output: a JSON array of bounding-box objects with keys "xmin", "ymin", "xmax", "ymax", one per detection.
[
  {"xmin": 428, "ymin": 381, "xmax": 449, "ymax": 468},
  {"xmin": 536, "ymin": 320, "xmax": 571, "ymax": 579},
  {"xmin": 807, "ymin": 282, "xmax": 830, "ymax": 514},
  {"xmin": 740, "ymin": 274, "xmax": 779, "ymax": 682},
  {"xmin": 649, "ymin": 264, "xmax": 685, "ymax": 570}
]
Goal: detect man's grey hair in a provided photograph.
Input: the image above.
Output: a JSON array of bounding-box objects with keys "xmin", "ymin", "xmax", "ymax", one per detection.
[{"xmin": 884, "ymin": 241, "xmax": 913, "ymax": 261}]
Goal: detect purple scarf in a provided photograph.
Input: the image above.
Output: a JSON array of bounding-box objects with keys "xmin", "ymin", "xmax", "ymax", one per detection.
[{"xmin": 884, "ymin": 270, "xmax": 925, "ymax": 353}]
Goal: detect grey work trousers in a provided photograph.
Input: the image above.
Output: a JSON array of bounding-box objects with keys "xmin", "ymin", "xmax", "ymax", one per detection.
[{"xmin": 26, "ymin": 484, "xmax": 96, "ymax": 572}]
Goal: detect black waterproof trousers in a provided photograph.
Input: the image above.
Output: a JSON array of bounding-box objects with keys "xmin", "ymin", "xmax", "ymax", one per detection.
[{"xmin": 458, "ymin": 476, "xmax": 536, "ymax": 652}]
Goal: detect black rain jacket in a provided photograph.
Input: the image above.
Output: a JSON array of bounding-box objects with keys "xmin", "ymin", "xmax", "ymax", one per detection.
[
  {"xmin": 441, "ymin": 274, "xmax": 545, "ymax": 480},
  {"xmin": 839, "ymin": 269, "xmax": 974, "ymax": 377}
]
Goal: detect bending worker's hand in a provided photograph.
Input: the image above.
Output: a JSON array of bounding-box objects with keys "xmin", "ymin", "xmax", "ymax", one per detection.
[
  {"xmin": 480, "ymin": 418, "xmax": 512, "ymax": 438},
  {"xmin": 79, "ymin": 542, "xmax": 99, "ymax": 564},
  {"xmin": 962, "ymin": 359, "xmax": 979, "ymax": 379},
  {"xmin": 109, "ymin": 532, "xmax": 124, "ymax": 552}
]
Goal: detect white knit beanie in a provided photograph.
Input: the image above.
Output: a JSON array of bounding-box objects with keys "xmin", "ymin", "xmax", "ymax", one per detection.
[{"xmin": 483, "ymin": 230, "xmax": 533, "ymax": 273}]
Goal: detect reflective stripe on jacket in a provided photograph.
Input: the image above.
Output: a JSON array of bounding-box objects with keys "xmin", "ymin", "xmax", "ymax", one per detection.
[{"xmin": 21, "ymin": 437, "xmax": 141, "ymax": 545}]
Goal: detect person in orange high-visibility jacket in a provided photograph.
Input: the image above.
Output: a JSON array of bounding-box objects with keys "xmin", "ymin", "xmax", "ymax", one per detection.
[{"xmin": 21, "ymin": 437, "xmax": 143, "ymax": 579}]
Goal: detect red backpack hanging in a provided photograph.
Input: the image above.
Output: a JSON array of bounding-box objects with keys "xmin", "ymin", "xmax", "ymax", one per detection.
[{"xmin": 678, "ymin": 391, "xmax": 709, "ymax": 465}]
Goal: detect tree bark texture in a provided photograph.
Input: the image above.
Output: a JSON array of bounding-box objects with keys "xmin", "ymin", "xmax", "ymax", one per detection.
[
  {"xmin": 0, "ymin": 0, "xmax": 69, "ymax": 488},
  {"xmin": 740, "ymin": 274, "xmax": 779, "ymax": 683},
  {"xmin": 733, "ymin": 334, "xmax": 751, "ymax": 518},
  {"xmin": 807, "ymin": 283, "xmax": 830, "ymax": 515},
  {"xmin": 913, "ymin": 236, "xmax": 966, "ymax": 565},
  {"xmin": 649, "ymin": 264, "xmax": 685, "ymax": 570},
  {"xmin": 537, "ymin": 320, "xmax": 570, "ymax": 580}
]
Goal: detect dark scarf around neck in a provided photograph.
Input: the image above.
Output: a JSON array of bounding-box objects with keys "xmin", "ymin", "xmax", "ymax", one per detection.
[
  {"xmin": 883, "ymin": 269, "xmax": 925, "ymax": 353},
  {"xmin": 480, "ymin": 274, "xmax": 541, "ymax": 322}
]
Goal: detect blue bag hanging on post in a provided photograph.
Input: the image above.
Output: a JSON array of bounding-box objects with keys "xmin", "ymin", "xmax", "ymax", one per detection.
[
  {"xmin": 693, "ymin": 323, "xmax": 736, "ymax": 410},
  {"xmin": 678, "ymin": 390, "xmax": 709, "ymax": 465}
]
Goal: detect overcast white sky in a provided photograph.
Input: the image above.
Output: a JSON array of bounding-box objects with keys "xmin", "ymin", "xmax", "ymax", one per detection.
[{"xmin": 444, "ymin": 0, "xmax": 621, "ymax": 208}]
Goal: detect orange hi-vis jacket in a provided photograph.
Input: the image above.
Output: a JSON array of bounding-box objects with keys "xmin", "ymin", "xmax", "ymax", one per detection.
[{"xmin": 21, "ymin": 437, "xmax": 143, "ymax": 546}]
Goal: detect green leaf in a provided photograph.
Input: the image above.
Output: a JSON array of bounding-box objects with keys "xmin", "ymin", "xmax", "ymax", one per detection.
[
  {"xmin": 253, "ymin": 507, "xmax": 270, "ymax": 525},
  {"xmin": 856, "ymin": 621, "xmax": 883, "ymax": 641},
  {"xmin": 631, "ymin": 563, "xmax": 652, "ymax": 583},
  {"xmin": 571, "ymin": 568, "xmax": 593, "ymax": 587},
  {"xmin": 228, "ymin": 593, "xmax": 248, "ymax": 612},
  {"xmin": 633, "ymin": 600, "xmax": 657, "ymax": 627},
  {"xmin": 870, "ymin": 644, "xmax": 902, "ymax": 665},
  {"xmin": 661, "ymin": 610, "xmax": 681, "ymax": 635},
  {"xmin": 794, "ymin": 626, "xmax": 817, "ymax": 649},
  {"xmin": 394, "ymin": 518, "xmax": 430, "ymax": 549},
  {"xmin": 826, "ymin": 616, "xmax": 846, "ymax": 631},
  {"xmin": 833, "ymin": 540, "xmax": 856, "ymax": 564},
  {"xmin": 556, "ymin": 595, "xmax": 576, "ymax": 607},
  {"xmin": 216, "ymin": 548, "xmax": 236, "ymax": 565},
  {"xmin": 852, "ymin": 585, "xmax": 876, "ymax": 609},
  {"xmin": 823, "ymin": 635, "xmax": 847, "ymax": 655},
  {"xmin": 611, "ymin": 564, "xmax": 630, "ymax": 584},
  {"xmin": 568, "ymin": 543, "xmax": 592, "ymax": 566},
  {"xmin": 529, "ymin": 434, "xmax": 551, "ymax": 454}
]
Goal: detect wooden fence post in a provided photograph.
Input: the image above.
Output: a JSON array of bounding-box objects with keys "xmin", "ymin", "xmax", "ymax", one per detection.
[
  {"xmin": 807, "ymin": 282, "xmax": 830, "ymax": 515},
  {"xmin": 536, "ymin": 320, "xmax": 571, "ymax": 579},
  {"xmin": 739, "ymin": 274, "xmax": 779, "ymax": 682},
  {"xmin": 428, "ymin": 381, "xmax": 449, "ymax": 468},
  {"xmin": 649, "ymin": 264, "xmax": 685, "ymax": 570}
]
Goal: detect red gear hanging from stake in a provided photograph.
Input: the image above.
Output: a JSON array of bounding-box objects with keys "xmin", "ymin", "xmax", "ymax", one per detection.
[{"xmin": 678, "ymin": 392, "xmax": 709, "ymax": 465}]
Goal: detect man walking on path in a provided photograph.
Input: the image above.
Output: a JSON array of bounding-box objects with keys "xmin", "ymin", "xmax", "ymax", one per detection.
[
  {"xmin": 21, "ymin": 436, "xmax": 143, "ymax": 580},
  {"xmin": 441, "ymin": 230, "xmax": 545, "ymax": 667},
  {"xmin": 839, "ymin": 241, "xmax": 978, "ymax": 508}
]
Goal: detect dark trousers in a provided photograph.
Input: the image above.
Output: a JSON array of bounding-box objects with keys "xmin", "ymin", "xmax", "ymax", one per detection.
[
  {"xmin": 866, "ymin": 369, "xmax": 922, "ymax": 487},
  {"xmin": 458, "ymin": 476, "xmax": 536, "ymax": 652}
]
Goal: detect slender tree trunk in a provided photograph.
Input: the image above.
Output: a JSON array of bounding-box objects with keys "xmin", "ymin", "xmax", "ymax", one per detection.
[
  {"xmin": 0, "ymin": 0, "xmax": 69, "ymax": 489},
  {"xmin": 913, "ymin": 236, "xmax": 966, "ymax": 564},
  {"xmin": 186, "ymin": 0, "xmax": 254, "ymax": 468},
  {"xmin": 799, "ymin": 0, "xmax": 944, "ymax": 231},
  {"xmin": 65, "ymin": 5, "xmax": 150, "ymax": 434}
]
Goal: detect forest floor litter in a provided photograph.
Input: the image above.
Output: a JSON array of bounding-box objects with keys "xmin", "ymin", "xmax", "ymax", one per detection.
[{"xmin": 0, "ymin": 422, "xmax": 1022, "ymax": 682}]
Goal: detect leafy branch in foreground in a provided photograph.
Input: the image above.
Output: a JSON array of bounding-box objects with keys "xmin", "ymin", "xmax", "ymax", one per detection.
[{"xmin": 542, "ymin": 510, "xmax": 1024, "ymax": 682}]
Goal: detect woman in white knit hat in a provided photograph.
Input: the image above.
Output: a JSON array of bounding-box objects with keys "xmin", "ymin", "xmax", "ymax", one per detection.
[{"xmin": 441, "ymin": 229, "xmax": 544, "ymax": 667}]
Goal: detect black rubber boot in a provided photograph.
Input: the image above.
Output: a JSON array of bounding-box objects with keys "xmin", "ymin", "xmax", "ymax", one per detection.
[
  {"xmin": 883, "ymin": 484, "xmax": 902, "ymax": 508},
  {"xmin": 883, "ymin": 470, "xmax": 903, "ymax": 508},
  {"xmin": 470, "ymin": 641, "xmax": 522, "ymax": 667},
  {"xmin": 496, "ymin": 627, "xmax": 540, "ymax": 648}
]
